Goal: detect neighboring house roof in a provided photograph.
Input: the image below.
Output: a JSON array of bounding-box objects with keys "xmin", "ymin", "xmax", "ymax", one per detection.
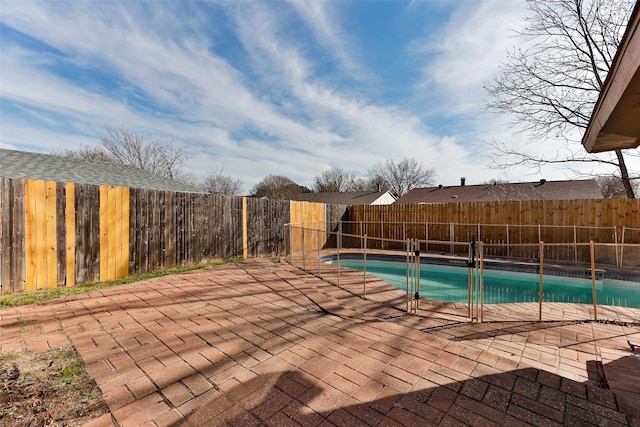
[
  {"xmin": 294, "ymin": 190, "xmax": 397, "ymax": 205},
  {"xmin": 582, "ymin": 1, "xmax": 640, "ymax": 153},
  {"xmin": 394, "ymin": 179, "xmax": 604, "ymax": 204},
  {"xmin": 0, "ymin": 149, "xmax": 201, "ymax": 192}
]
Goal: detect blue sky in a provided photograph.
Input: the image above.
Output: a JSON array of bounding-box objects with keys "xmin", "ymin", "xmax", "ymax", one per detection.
[{"xmin": 1, "ymin": 0, "xmax": 632, "ymax": 192}]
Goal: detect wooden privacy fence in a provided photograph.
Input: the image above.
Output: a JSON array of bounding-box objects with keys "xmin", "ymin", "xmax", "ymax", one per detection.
[
  {"xmin": 348, "ymin": 200, "xmax": 640, "ymax": 239},
  {"xmin": 4, "ymin": 178, "xmax": 640, "ymax": 295},
  {"xmin": 349, "ymin": 199, "xmax": 640, "ymax": 229},
  {"xmin": 1, "ymin": 177, "xmax": 345, "ymax": 294},
  {"xmin": 346, "ymin": 201, "xmax": 640, "ymax": 265}
]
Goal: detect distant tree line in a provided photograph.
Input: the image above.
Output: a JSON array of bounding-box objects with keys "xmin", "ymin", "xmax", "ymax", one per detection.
[
  {"xmin": 245, "ymin": 158, "xmax": 436, "ymax": 200},
  {"xmin": 251, "ymin": 158, "xmax": 436, "ymax": 200}
]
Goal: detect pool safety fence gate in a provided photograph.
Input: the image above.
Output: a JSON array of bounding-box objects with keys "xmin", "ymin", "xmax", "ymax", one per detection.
[
  {"xmin": 406, "ymin": 237, "xmax": 486, "ymax": 322},
  {"xmin": 287, "ymin": 222, "xmax": 640, "ymax": 324}
]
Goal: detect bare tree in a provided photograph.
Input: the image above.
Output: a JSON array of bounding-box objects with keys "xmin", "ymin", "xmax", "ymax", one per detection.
[
  {"xmin": 486, "ymin": 0, "xmax": 638, "ymax": 198},
  {"xmin": 367, "ymin": 158, "xmax": 436, "ymax": 197},
  {"xmin": 200, "ymin": 168, "xmax": 243, "ymax": 196},
  {"xmin": 100, "ymin": 127, "xmax": 191, "ymax": 181},
  {"xmin": 56, "ymin": 145, "xmax": 112, "ymax": 162},
  {"xmin": 351, "ymin": 176, "xmax": 389, "ymax": 192},
  {"xmin": 313, "ymin": 168, "xmax": 355, "ymax": 192},
  {"xmin": 58, "ymin": 127, "xmax": 194, "ymax": 185},
  {"xmin": 596, "ymin": 175, "xmax": 640, "ymax": 198},
  {"xmin": 250, "ymin": 175, "xmax": 311, "ymax": 200}
]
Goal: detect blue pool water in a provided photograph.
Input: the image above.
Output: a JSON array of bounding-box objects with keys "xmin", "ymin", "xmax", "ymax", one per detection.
[{"xmin": 331, "ymin": 259, "xmax": 640, "ymax": 308}]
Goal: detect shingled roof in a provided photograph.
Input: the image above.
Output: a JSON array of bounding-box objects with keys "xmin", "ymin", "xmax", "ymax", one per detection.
[
  {"xmin": 294, "ymin": 190, "xmax": 396, "ymax": 205},
  {"xmin": 395, "ymin": 179, "xmax": 604, "ymax": 204},
  {"xmin": 0, "ymin": 149, "xmax": 201, "ymax": 192}
]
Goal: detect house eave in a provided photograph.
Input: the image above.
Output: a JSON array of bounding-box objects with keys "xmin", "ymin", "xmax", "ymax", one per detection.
[{"xmin": 582, "ymin": 2, "xmax": 640, "ymax": 153}]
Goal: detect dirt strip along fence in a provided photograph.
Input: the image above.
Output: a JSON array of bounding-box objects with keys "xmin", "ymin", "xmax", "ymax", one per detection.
[{"xmin": 0, "ymin": 177, "xmax": 347, "ymax": 294}]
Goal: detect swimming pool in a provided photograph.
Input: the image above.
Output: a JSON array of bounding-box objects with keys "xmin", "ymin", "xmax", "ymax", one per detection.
[{"xmin": 329, "ymin": 258, "xmax": 640, "ymax": 308}]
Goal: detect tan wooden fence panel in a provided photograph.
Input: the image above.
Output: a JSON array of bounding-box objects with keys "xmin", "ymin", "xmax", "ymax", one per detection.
[
  {"xmin": 290, "ymin": 201, "xmax": 326, "ymax": 253},
  {"xmin": 65, "ymin": 182, "xmax": 75, "ymax": 287},
  {"xmin": 24, "ymin": 179, "xmax": 58, "ymax": 290},
  {"xmin": 99, "ymin": 185, "xmax": 130, "ymax": 282}
]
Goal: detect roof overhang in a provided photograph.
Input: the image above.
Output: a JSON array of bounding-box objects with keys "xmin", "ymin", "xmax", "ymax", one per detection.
[{"xmin": 582, "ymin": 2, "xmax": 640, "ymax": 153}]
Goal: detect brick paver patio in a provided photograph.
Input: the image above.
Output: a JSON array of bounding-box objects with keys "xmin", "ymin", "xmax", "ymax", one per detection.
[{"xmin": 1, "ymin": 259, "xmax": 639, "ymax": 426}]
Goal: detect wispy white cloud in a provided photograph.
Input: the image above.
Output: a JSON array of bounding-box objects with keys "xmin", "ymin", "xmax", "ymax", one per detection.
[
  {"xmin": 1, "ymin": 2, "xmax": 341, "ymax": 174},
  {"xmin": 4, "ymin": 0, "xmax": 623, "ymax": 191},
  {"xmin": 1, "ymin": 47, "xmax": 141, "ymax": 129},
  {"xmin": 226, "ymin": 2, "xmax": 488, "ymax": 183},
  {"xmin": 287, "ymin": 0, "xmax": 366, "ymax": 79},
  {"xmin": 406, "ymin": 0, "xmax": 590, "ymax": 182},
  {"xmin": 415, "ymin": 0, "xmax": 640, "ymax": 181},
  {"xmin": 413, "ymin": 0, "xmax": 527, "ymax": 114}
]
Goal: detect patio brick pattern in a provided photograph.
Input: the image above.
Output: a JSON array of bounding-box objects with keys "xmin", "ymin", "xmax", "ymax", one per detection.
[{"xmin": 1, "ymin": 259, "xmax": 639, "ymax": 426}]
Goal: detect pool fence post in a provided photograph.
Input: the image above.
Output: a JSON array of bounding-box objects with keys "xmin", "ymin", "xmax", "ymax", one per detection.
[
  {"xmin": 474, "ymin": 239, "xmax": 479, "ymax": 322},
  {"xmin": 480, "ymin": 241, "xmax": 484, "ymax": 323},
  {"xmin": 506, "ymin": 224, "xmax": 510, "ymax": 258},
  {"xmin": 614, "ymin": 227, "xmax": 619, "ymax": 267},
  {"xmin": 381, "ymin": 215, "xmax": 384, "ymax": 250},
  {"xmin": 337, "ymin": 228, "xmax": 341, "ymax": 288},
  {"xmin": 425, "ymin": 223, "xmax": 429, "ymax": 252},
  {"xmin": 406, "ymin": 238, "xmax": 411, "ymax": 314},
  {"xmin": 410, "ymin": 239, "xmax": 415, "ymax": 314},
  {"xmin": 403, "ymin": 222, "xmax": 406, "ymax": 243},
  {"xmin": 289, "ymin": 223, "xmax": 294, "ymax": 268},
  {"xmin": 318, "ymin": 227, "xmax": 321, "ymax": 276},
  {"xmin": 416, "ymin": 240, "xmax": 420, "ymax": 312},
  {"xmin": 467, "ymin": 237, "xmax": 476, "ymax": 322},
  {"xmin": 450, "ymin": 222, "xmax": 455, "ymax": 254},
  {"xmin": 468, "ymin": 241, "xmax": 472, "ymax": 320},
  {"xmin": 363, "ymin": 234, "xmax": 367, "ymax": 298},
  {"xmin": 302, "ymin": 226, "xmax": 306, "ymax": 271},
  {"xmin": 538, "ymin": 224, "xmax": 541, "ymax": 244},
  {"xmin": 539, "ymin": 241, "xmax": 544, "ymax": 322},
  {"xmin": 620, "ymin": 227, "xmax": 626, "ymax": 267},
  {"xmin": 590, "ymin": 240, "xmax": 598, "ymax": 321},
  {"xmin": 408, "ymin": 239, "xmax": 416, "ymax": 313},
  {"xmin": 574, "ymin": 225, "xmax": 578, "ymax": 263}
]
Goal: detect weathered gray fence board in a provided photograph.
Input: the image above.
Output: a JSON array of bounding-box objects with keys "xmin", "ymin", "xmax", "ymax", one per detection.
[
  {"xmin": 1, "ymin": 178, "xmax": 26, "ymax": 294},
  {"xmin": 55, "ymin": 182, "xmax": 66, "ymax": 286},
  {"xmin": 1, "ymin": 177, "xmax": 11, "ymax": 293}
]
